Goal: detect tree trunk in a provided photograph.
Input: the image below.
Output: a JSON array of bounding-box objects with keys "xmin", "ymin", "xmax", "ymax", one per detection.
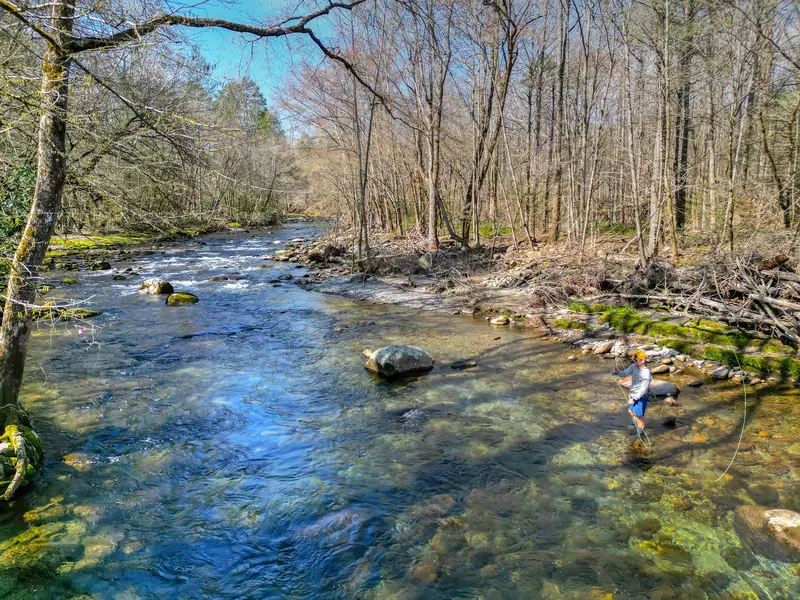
[
  {"xmin": 0, "ymin": 0, "xmax": 74, "ymax": 406},
  {"xmin": 549, "ymin": 0, "xmax": 570, "ymax": 242}
]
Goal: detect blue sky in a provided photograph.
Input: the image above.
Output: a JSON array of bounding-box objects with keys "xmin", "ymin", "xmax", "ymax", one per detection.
[{"xmin": 169, "ymin": 1, "xmax": 336, "ymax": 106}]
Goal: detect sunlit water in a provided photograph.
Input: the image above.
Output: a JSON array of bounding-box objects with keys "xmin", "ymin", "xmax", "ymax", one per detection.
[{"xmin": 0, "ymin": 223, "xmax": 798, "ymax": 599}]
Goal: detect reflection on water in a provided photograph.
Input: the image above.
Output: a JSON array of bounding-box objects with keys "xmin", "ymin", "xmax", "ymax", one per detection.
[{"xmin": 0, "ymin": 224, "xmax": 798, "ymax": 599}]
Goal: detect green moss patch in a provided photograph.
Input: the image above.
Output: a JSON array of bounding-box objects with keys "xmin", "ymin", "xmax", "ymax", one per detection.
[
  {"xmin": 702, "ymin": 346, "xmax": 800, "ymax": 378},
  {"xmin": 568, "ymin": 302, "xmax": 613, "ymax": 314},
  {"xmin": 553, "ymin": 318, "xmax": 590, "ymax": 331},
  {"xmin": 600, "ymin": 307, "xmax": 755, "ymax": 348}
]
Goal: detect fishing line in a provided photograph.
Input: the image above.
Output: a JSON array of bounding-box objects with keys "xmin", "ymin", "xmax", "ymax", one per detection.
[{"xmin": 712, "ymin": 330, "xmax": 749, "ymax": 482}]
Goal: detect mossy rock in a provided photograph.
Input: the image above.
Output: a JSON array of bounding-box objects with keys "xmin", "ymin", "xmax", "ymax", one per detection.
[
  {"xmin": 112, "ymin": 275, "xmax": 126, "ymax": 281},
  {"xmin": 60, "ymin": 278, "xmax": 78, "ymax": 285},
  {"xmin": 568, "ymin": 302, "xmax": 614, "ymax": 314},
  {"xmin": 37, "ymin": 285, "xmax": 53, "ymax": 293},
  {"xmin": 32, "ymin": 307, "xmax": 100, "ymax": 321},
  {"xmin": 0, "ymin": 405, "xmax": 43, "ymax": 500},
  {"xmin": 166, "ymin": 292, "xmax": 199, "ymax": 306},
  {"xmin": 552, "ymin": 318, "xmax": 590, "ymax": 330},
  {"xmin": 600, "ymin": 307, "xmax": 751, "ymax": 346},
  {"xmin": 89, "ymin": 261, "xmax": 111, "ymax": 271},
  {"xmin": 140, "ymin": 278, "xmax": 173, "ymax": 295}
]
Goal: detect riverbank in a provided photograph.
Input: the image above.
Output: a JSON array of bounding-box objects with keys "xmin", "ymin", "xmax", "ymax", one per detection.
[{"xmin": 270, "ymin": 231, "xmax": 800, "ymax": 388}]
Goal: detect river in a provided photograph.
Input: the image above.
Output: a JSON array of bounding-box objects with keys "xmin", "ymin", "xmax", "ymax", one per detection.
[{"xmin": 0, "ymin": 223, "xmax": 797, "ymax": 599}]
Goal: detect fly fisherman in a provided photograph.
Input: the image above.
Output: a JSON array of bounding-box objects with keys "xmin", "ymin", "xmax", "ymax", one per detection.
[{"xmin": 613, "ymin": 349, "xmax": 652, "ymax": 437}]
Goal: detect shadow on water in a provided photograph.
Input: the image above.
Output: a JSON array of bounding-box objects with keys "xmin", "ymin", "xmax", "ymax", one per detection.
[{"xmin": 0, "ymin": 225, "xmax": 797, "ymax": 599}]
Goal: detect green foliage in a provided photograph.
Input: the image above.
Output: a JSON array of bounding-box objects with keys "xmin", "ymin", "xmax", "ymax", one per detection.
[
  {"xmin": 598, "ymin": 221, "xmax": 634, "ymax": 235},
  {"xmin": 0, "ymin": 163, "xmax": 36, "ymax": 273},
  {"xmin": 227, "ymin": 222, "xmax": 242, "ymax": 228},
  {"xmin": 478, "ymin": 223, "xmax": 514, "ymax": 237}
]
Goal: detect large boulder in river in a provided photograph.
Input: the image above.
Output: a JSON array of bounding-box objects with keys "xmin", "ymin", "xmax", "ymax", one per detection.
[
  {"xmin": 166, "ymin": 292, "xmax": 198, "ymax": 306},
  {"xmin": 619, "ymin": 375, "xmax": 680, "ymax": 397},
  {"xmin": 141, "ymin": 279, "xmax": 174, "ymax": 295},
  {"xmin": 734, "ymin": 505, "xmax": 800, "ymax": 562},
  {"xmin": 365, "ymin": 346, "xmax": 434, "ymax": 378}
]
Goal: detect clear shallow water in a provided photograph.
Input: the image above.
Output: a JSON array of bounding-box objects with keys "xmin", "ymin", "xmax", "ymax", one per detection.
[{"xmin": 0, "ymin": 223, "xmax": 798, "ymax": 599}]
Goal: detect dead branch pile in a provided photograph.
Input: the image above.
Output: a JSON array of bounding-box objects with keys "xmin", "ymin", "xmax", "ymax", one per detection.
[{"xmin": 610, "ymin": 253, "xmax": 800, "ymax": 346}]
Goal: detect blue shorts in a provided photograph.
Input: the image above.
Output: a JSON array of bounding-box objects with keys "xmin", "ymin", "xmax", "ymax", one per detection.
[{"xmin": 629, "ymin": 398, "xmax": 648, "ymax": 417}]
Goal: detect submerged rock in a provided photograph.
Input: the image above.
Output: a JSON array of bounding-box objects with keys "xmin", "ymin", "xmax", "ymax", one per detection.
[
  {"xmin": 60, "ymin": 278, "xmax": 78, "ymax": 285},
  {"xmin": 687, "ymin": 379, "xmax": 703, "ymax": 388},
  {"xmin": 140, "ymin": 279, "xmax": 174, "ymax": 295},
  {"xmin": 209, "ymin": 276, "xmax": 228, "ymax": 282},
  {"xmin": 90, "ymin": 261, "xmax": 111, "ymax": 271},
  {"xmin": 365, "ymin": 346, "xmax": 434, "ymax": 378},
  {"xmin": 166, "ymin": 293, "xmax": 199, "ymax": 306},
  {"xmin": 734, "ymin": 505, "xmax": 800, "ymax": 562},
  {"xmin": 277, "ymin": 274, "xmax": 293, "ymax": 281},
  {"xmin": 451, "ymin": 359, "xmax": 477, "ymax": 370}
]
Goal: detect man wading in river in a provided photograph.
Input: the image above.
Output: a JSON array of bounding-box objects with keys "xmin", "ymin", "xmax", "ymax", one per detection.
[{"xmin": 613, "ymin": 349, "xmax": 652, "ymax": 438}]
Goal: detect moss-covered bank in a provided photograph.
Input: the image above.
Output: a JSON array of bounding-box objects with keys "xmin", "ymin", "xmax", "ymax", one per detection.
[{"xmin": 556, "ymin": 304, "xmax": 800, "ymax": 378}]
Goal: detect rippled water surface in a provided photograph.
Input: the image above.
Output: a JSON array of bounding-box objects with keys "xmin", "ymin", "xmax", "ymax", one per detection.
[{"xmin": 1, "ymin": 224, "xmax": 799, "ymax": 599}]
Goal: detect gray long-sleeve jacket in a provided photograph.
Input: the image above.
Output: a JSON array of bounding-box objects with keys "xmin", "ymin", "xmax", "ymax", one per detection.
[{"xmin": 620, "ymin": 363, "xmax": 653, "ymax": 401}]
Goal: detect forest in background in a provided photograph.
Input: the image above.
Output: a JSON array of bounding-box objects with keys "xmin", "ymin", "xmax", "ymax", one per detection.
[
  {"xmin": 0, "ymin": 0, "xmax": 798, "ymax": 262},
  {"xmin": 0, "ymin": 11, "xmax": 299, "ymax": 257}
]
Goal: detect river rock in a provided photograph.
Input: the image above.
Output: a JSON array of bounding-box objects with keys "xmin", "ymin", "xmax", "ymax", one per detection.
[
  {"xmin": 90, "ymin": 261, "xmax": 111, "ymax": 271},
  {"xmin": 166, "ymin": 293, "xmax": 199, "ymax": 306},
  {"xmin": 593, "ymin": 341, "xmax": 615, "ymax": 355},
  {"xmin": 61, "ymin": 278, "xmax": 78, "ymax": 285},
  {"xmin": 663, "ymin": 396, "xmax": 678, "ymax": 407},
  {"xmin": 662, "ymin": 416, "xmax": 677, "ymax": 427},
  {"xmin": 141, "ymin": 279, "xmax": 174, "ymax": 295},
  {"xmin": 687, "ymin": 379, "xmax": 703, "ymax": 388},
  {"xmin": 278, "ymin": 274, "xmax": 293, "ymax": 281},
  {"xmin": 618, "ymin": 376, "xmax": 680, "ymax": 397},
  {"xmin": 734, "ymin": 505, "xmax": 800, "ymax": 562},
  {"xmin": 489, "ymin": 315, "xmax": 510, "ymax": 325},
  {"xmin": 451, "ymin": 359, "xmax": 477, "ymax": 370},
  {"xmin": 209, "ymin": 276, "xmax": 228, "ymax": 282},
  {"xmin": 365, "ymin": 346, "xmax": 434, "ymax": 378},
  {"xmin": 651, "ymin": 364, "xmax": 670, "ymax": 375},
  {"xmin": 712, "ymin": 366, "xmax": 730, "ymax": 379},
  {"xmin": 112, "ymin": 275, "xmax": 126, "ymax": 281}
]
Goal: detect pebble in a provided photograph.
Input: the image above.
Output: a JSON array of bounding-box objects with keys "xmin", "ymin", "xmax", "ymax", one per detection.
[{"xmin": 451, "ymin": 359, "xmax": 477, "ymax": 370}]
